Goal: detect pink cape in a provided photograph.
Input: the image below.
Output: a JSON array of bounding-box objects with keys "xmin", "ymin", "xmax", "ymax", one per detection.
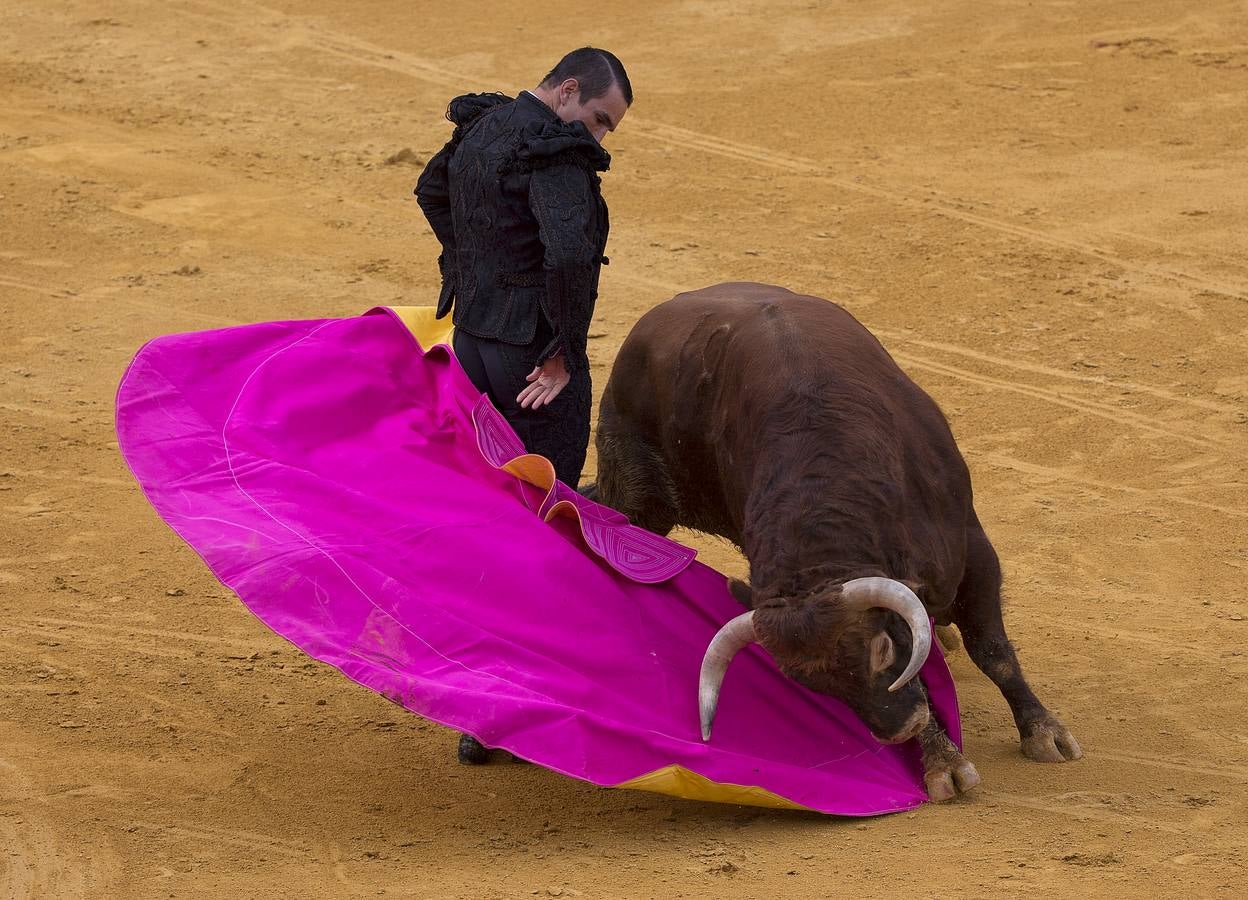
[{"xmin": 114, "ymin": 308, "xmax": 961, "ymax": 815}]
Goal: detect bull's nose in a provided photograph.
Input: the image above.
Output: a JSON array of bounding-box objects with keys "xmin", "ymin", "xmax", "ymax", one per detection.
[
  {"xmin": 872, "ymin": 732, "xmax": 912, "ymax": 746},
  {"xmin": 873, "ymin": 706, "xmax": 931, "ymax": 745}
]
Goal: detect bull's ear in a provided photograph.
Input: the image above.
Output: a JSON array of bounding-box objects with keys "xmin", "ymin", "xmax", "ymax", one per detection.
[
  {"xmin": 727, "ymin": 578, "xmax": 753, "ymax": 608},
  {"xmin": 869, "ymin": 630, "xmax": 897, "ymax": 675}
]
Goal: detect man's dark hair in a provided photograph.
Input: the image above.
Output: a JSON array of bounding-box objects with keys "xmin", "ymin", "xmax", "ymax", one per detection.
[{"xmin": 541, "ymin": 47, "xmax": 633, "ymax": 106}]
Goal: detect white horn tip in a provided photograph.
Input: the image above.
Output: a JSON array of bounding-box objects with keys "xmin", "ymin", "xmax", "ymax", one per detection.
[
  {"xmin": 887, "ymin": 633, "xmax": 932, "ymax": 692},
  {"xmin": 699, "ymin": 698, "xmax": 714, "ymax": 741}
]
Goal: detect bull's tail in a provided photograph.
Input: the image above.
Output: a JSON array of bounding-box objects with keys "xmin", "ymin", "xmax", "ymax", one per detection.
[{"xmin": 594, "ymin": 429, "xmax": 681, "ymax": 537}]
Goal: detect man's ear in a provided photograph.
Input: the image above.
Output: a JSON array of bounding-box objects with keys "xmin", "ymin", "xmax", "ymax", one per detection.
[
  {"xmin": 869, "ymin": 631, "xmax": 897, "ymax": 676},
  {"xmin": 560, "ymin": 77, "xmax": 580, "ymax": 100}
]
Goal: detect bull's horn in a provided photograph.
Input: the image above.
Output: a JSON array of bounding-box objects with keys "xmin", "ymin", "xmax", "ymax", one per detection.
[
  {"xmin": 840, "ymin": 577, "xmax": 932, "ymax": 693},
  {"xmin": 697, "ymin": 610, "xmax": 757, "ymax": 741}
]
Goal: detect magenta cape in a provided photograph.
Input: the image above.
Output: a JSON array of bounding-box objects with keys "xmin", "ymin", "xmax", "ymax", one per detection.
[{"xmin": 115, "ymin": 308, "xmax": 961, "ymax": 815}]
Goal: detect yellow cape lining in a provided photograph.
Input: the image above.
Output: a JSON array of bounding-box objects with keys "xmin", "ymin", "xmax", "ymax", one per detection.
[
  {"xmin": 615, "ymin": 765, "xmax": 812, "ymax": 811},
  {"xmin": 387, "ymin": 305, "xmax": 455, "ymax": 351}
]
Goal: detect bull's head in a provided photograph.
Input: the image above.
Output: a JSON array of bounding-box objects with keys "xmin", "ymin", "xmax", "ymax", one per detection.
[{"xmin": 698, "ymin": 577, "xmax": 932, "ymax": 744}]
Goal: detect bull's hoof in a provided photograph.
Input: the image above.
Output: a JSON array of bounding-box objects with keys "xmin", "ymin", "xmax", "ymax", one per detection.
[
  {"xmin": 457, "ymin": 733, "xmax": 491, "ymax": 765},
  {"xmin": 918, "ymin": 722, "xmax": 981, "ymax": 802},
  {"xmin": 577, "ymin": 481, "xmax": 600, "ymax": 501},
  {"xmin": 923, "ymin": 752, "xmax": 981, "ymax": 802},
  {"xmin": 1021, "ymin": 715, "xmax": 1083, "ymax": 762}
]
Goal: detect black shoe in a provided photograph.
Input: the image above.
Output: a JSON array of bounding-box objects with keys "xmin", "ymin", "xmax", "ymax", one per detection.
[{"xmin": 457, "ymin": 733, "xmax": 490, "ymax": 765}]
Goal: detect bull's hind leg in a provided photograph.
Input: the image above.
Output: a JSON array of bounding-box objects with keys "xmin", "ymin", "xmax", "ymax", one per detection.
[
  {"xmin": 592, "ymin": 424, "xmax": 681, "ymax": 537},
  {"xmin": 953, "ymin": 520, "xmax": 1082, "ymax": 763}
]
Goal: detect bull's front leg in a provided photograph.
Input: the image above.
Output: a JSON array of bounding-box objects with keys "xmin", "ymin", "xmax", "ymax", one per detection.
[{"xmin": 915, "ymin": 713, "xmax": 981, "ymax": 802}]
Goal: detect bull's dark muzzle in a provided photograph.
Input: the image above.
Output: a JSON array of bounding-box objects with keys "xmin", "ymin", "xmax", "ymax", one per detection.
[{"xmin": 871, "ymin": 704, "xmax": 930, "ymax": 745}]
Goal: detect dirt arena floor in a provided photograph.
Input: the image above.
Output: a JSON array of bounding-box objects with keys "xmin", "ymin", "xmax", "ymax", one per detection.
[{"xmin": 3, "ymin": 0, "xmax": 1247, "ymax": 896}]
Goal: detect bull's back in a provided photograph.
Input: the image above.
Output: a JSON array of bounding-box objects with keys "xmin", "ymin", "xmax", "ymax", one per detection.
[{"xmin": 606, "ymin": 282, "xmax": 916, "ymax": 438}]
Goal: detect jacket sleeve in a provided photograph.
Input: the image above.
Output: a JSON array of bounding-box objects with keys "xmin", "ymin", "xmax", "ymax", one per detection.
[
  {"xmin": 415, "ymin": 141, "xmax": 456, "ymax": 265},
  {"xmin": 528, "ymin": 161, "xmax": 600, "ymax": 371}
]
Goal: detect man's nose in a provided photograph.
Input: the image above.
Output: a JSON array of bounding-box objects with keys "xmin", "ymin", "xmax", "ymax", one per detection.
[{"xmin": 592, "ymin": 126, "xmax": 608, "ymax": 143}]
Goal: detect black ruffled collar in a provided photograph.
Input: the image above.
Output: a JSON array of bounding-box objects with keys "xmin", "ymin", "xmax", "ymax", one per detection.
[
  {"xmin": 446, "ymin": 92, "xmax": 513, "ymax": 127},
  {"xmin": 444, "ymin": 92, "xmax": 512, "ymax": 144},
  {"xmin": 447, "ymin": 89, "xmax": 611, "ymax": 173},
  {"xmin": 515, "ymin": 97, "xmax": 611, "ymax": 172}
]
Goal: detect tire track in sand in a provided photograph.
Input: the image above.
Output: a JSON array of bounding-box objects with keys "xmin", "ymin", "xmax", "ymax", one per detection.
[
  {"xmin": 1092, "ymin": 750, "xmax": 1248, "ymax": 784},
  {"xmin": 129, "ymin": 821, "xmax": 311, "ymax": 860},
  {"xmin": 871, "ymin": 328, "xmax": 1243, "ymax": 417},
  {"xmin": 981, "ymin": 453, "xmax": 1248, "ymax": 520},
  {"xmin": 892, "ymin": 351, "xmax": 1232, "ymax": 452},
  {"xmin": 0, "ymin": 756, "xmax": 95, "ymax": 898},
  {"xmin": 5, "ymin": 616, "xmax": 272, "ymax": 655},
  {"xmin": 1, "ymin": 274, "xmax": 238, "ymax": 328},
  {"xmin": 0, "ymin": 621, "xmax": 252, "ymax": 740},
  {"xmin": 983, "ymin": 790, "xmax": 1191, "ymax": 835},
  {"xmin": 0, "ymin": 275, "xmax": 74, "ymax": 299}
]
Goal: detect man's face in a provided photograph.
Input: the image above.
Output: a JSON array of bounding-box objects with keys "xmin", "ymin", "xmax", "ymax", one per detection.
[{"xmin": 552, "ymin": 78, "xmax": 629, "ymax": 144}]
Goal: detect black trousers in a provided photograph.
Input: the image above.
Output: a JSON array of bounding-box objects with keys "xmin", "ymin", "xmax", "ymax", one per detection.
[{"xmin": 452, "ymin": 327, "xmax": 591, "ymax": 488}]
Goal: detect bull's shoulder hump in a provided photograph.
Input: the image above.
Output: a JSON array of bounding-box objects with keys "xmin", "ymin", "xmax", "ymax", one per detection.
[
  {"xmin": 665, "ymin": 283, "xmax": 858, "ymax": 321},
  {"xmin": 669, "ymin": 282, "xmax": 801, "ymax": 306},
  {"xmin": 636, "ymin": 283, "xmax": 881, "ymax": 360}
]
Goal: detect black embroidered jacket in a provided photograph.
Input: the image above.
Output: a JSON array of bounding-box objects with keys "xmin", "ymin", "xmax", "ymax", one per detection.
[{"xmin": 415, "ymin": 92, "xmax": 610, "ymax": 369}]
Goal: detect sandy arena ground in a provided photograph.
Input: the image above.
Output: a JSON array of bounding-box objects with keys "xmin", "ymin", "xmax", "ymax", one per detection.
[{"xmin": 2, "ymin": 1, "xmax": 1247, "ymax": 896}]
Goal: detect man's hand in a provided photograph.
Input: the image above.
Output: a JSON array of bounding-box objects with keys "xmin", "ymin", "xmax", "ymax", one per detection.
[{"xmin": 517, "ymin": 354, "xmax": 571, "ymax": 409}]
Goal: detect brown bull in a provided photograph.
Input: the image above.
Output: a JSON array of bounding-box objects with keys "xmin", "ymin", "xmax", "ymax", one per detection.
[{"xmin": 590, "ymin": 282, "xmax": 1081, "ymax": 800}]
